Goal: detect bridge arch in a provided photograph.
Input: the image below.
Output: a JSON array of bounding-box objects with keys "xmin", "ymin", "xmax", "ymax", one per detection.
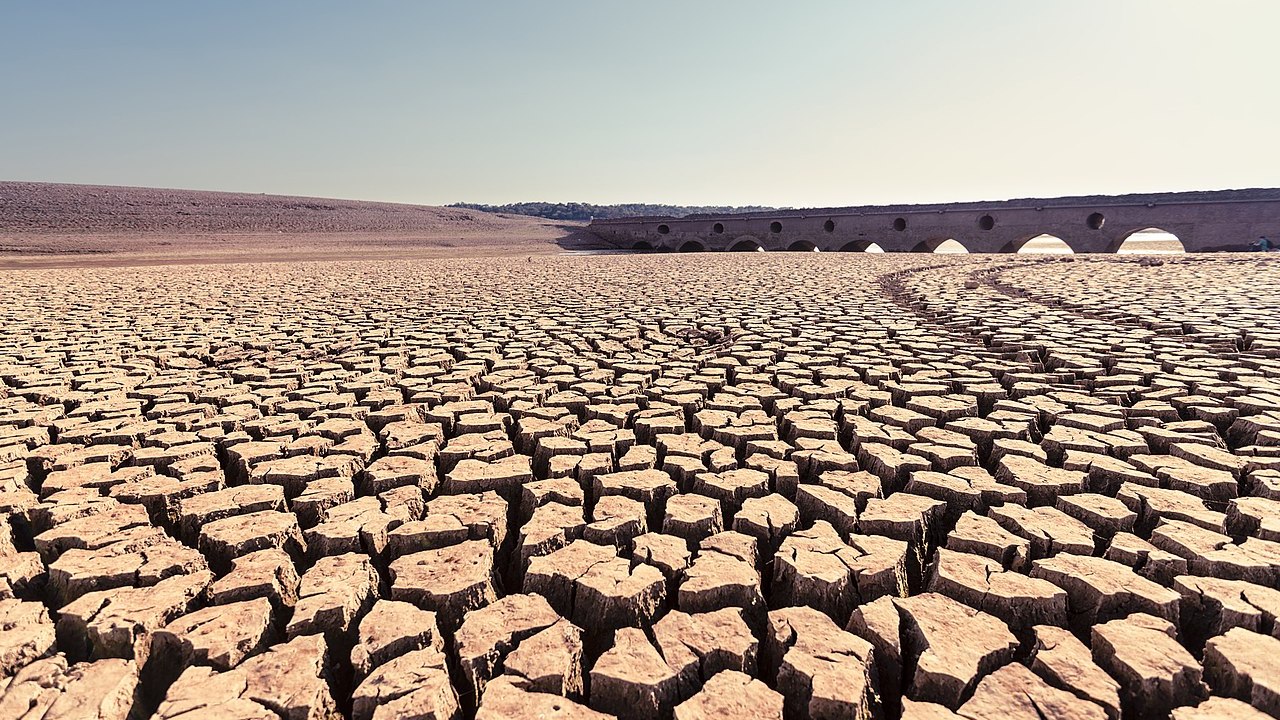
[
  {"xmin": 1113, "ymin": 227, "xmax": 1186, "ymax": 254},
  {"xmin": 1007, "ymin": 233, "xmax": 1074, "ymax": 254},
  {"xmin": 787, "ymin": 240, "xmax": 819, "ymax": 252},
  {"xmin": 632, "ymin": 240, "xmax": 656, "ymax": 251},
  {"xmin": 678, "ymin": 240, "xmax": 706, "ymax": 253},
  {"xmin": 729, "ymin": 238, "xmax": 764, "ymax": 252},
  {"xmin": 915, "ymin": 238, "xmax": 970, "ymax": 253},
  {"xmin": 838, "ymin": 240, "xmax": 884, "ymax": 252}
]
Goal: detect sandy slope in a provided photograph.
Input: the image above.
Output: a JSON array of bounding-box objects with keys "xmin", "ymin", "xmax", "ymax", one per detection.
[{"xmin": 0, "ymin": 182, "xmax": 587, "ymax": 267}]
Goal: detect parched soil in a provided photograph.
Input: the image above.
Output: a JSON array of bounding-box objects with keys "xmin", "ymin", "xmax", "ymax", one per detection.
[
  {"xmin": 2, "ymin": 252, "xmax": 1279, "ymax": 719},
  {"xmin": 0, "ymin": 182, "xmax": 585, "ymax": 267}
]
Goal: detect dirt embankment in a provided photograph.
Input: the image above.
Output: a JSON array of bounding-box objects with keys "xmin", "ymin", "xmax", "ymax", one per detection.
[{"xmin": 0, "ymin": 182, "xmax": 589, "ymax": 267}]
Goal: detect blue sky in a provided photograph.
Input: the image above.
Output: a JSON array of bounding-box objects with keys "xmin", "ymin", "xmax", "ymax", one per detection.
[{"xmin": 2, "ymin": 1, "xmax": 1278, "ymax": 207}]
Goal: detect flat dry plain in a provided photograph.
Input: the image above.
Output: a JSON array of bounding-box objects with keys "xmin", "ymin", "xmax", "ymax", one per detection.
[{"xmin": 2, "ymin": 250, "xmax": 1280, "ymax": 720}]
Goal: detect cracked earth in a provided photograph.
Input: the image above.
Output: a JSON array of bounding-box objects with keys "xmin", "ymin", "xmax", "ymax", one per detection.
[{"xmin": 2, "ymin": 252, "xmax": 1279, "ymax": 720}]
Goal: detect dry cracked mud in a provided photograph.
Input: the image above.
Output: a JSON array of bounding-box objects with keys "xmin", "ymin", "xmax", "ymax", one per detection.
[{"xmin": 1, "ymin": 251, "xmax": 1279, "ymax": 719}]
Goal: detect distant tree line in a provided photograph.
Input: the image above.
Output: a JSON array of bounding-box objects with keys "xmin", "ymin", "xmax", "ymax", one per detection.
[{"xmin": 448, "ymin": 201, "xmax": 783, "ymax": 221}]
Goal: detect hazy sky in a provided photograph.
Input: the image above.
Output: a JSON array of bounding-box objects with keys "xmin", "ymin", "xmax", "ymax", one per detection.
[{"xmin": 3, "ymin": 1, "xmax": 1278, "ymax": 207}]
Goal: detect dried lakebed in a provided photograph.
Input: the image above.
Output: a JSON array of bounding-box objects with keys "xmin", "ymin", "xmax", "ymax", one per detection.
[{"xmin": 2, "ymin": 253, "xmax": 1279, "ymax": 720}]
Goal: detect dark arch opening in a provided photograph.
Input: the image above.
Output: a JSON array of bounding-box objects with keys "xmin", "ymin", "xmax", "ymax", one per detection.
[
  {"xmin": 632, "ymin": 241, "xmax": 655, "ymax": 251},
  {"xmin": 978, "ymin": 215, "xmax": 995, "ymax": 231},
  {"xmin": 922, "ymin": 238, "xmax": 968, "ymax": 254},
  {"xmin": 893, "ymin": 217, "xmax": 907, "ymax": 232},
  {"xmin": 1086, "ymin": 212, "xmax": 1105, "ymax": 230},
  {"xmin": 1017, "ymin": 234, "xmax": 1074, "ymax": 254},
  {"xmin": 729, "ymin": 239, "xmax": 763, "ymax": 252},
  {"xmin": 1115, "ymin": 228, "xmax": 1186, "ymax": 254},
  {"xmin": 838, "ymin": 241, "xmax": 885, "ymax": 253},
  {"xmin": 787, "ymin": 240, "xmax": 818, "ymax": 252},
  {"xmin": 823, "ymin": 219, "xmax": 835, "ymax": 233},
  {"xmin": 713, "ymin": 222, "xmax": 725, "ymax": 234},
  {"xmin": 678, "ymin": 240, "xmax": 706, "ymax": 253},
  {"xmin": 657, "ymin": 224, "xmax": 670, "ymax": 235},
  {"xmin": 770, "ymin": 221, "xmax": 783, "ymax": 234}
]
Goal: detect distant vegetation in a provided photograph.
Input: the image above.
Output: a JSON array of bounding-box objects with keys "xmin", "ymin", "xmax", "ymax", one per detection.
[{"xmin": 449, "ymin": 202, "xmax": 783, "ymax": 221}]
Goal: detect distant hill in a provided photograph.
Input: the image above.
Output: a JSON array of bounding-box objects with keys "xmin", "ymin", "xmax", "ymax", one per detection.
[
  {"xmin": 0, "ymin": 182, "xmax": 577, "ymax": 265},
  {"xmin": 0, "ymin": 181, "xmax": 545, "ymax": 235},
  {"xmin": 449, "ymin": 201, "xmax": 784, "ymax": 221}
]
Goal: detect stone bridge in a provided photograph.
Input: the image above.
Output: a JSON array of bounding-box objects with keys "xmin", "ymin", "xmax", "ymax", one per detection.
[{"xmin": 586, "ymin": 189, "xmax": 1280, "ymax": 253}]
